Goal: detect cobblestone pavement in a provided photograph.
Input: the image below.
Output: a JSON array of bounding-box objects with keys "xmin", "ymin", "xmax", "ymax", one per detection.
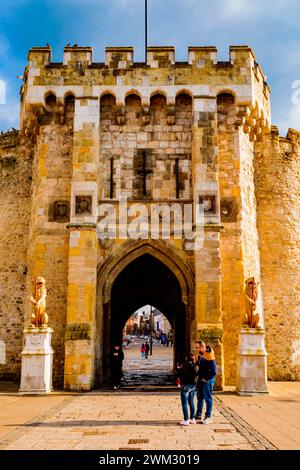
[
  {"xmin": 0, "ymin": 391, "xmax": 256, "ymax": 450},
  {"xmin": 122, "ymin": 341, "xmax": 174, "ymax": 386},
  {"xmin": 217, "ymin": 382, "xmax": 300, "ymax": 450},
  {"xmin": 1, "ymin": 344, "xmax": 299, "ymax": 451}
]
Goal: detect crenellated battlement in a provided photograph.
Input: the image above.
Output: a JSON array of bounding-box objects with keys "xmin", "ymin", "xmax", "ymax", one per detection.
[
  {"xmin": 271, "ymin": 126, "xmax": 300, "ymax": 145},
  {"xmin": 22, "ymin": 44, "xmax": 270, "ymax": 126},
  {"xmin": 0, "ymin": 129, "xmax": 19, "ymax": 149},
  {"xmin": 27, "ymin": 44, "xmax": 258, "ymax": 70}
]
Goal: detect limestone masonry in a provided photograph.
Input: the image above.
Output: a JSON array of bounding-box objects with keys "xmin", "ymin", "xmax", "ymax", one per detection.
[{"xmin": 0, "ymin": 45, "xmax": 299, "ymax": 390}]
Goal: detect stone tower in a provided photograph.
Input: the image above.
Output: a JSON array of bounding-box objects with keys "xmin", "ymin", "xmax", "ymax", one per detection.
[{"xmin": 0, "ymin": 44, "xmax": 299, "ymax": 390}]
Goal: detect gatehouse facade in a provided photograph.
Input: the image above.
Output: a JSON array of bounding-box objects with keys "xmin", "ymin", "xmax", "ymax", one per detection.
[{"xmin": 0, "ymin": 45, "xmax": 300, "ymax": 390}]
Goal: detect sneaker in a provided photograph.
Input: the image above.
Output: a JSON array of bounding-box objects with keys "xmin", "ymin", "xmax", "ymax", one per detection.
[
  {"xmin": 202, "ymin": 416, "xmax": 213, "ymax": 425},
  {"xmin": 189, "ymin": 418, "xmax": 196, "ymax": 424},
  {"xmin": 180, "ymin": 420, "xmax": 190, "ymax": 426},
  {"xmin": 113, "ymin": 386, "xmax": 117, "ymax": 390},
  {"xmin": 195, "ymin": 415, "xmax": 202, "ymax": 421}
]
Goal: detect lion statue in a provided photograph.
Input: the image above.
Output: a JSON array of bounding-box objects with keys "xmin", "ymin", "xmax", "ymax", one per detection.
[
  {"xmin": 244, "ymin": 277, "xmax": 260, "ymax": 328},
  {"xmin": 30, "ymin": 276, "xmax": 48, "ymax": 327}
]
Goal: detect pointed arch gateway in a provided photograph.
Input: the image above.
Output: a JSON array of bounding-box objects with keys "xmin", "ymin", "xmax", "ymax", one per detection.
[{"xmin": 95, "ymin": 239, "xmax": 195, "ymax": 386}]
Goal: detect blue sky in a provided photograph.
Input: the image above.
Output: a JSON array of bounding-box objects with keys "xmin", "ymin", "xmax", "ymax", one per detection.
[{"xmin": 0, "ymin": 0, "xmax": 300, "ymax": 134}]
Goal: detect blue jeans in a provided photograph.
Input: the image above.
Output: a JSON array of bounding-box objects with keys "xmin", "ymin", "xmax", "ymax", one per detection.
[
  {"xmin": 196, "ymin": 379, "xmax": 215, "ymax": 418},
  {"xmin": 180, "ymin": 384, "xmax": 195, "ymax": 421}
]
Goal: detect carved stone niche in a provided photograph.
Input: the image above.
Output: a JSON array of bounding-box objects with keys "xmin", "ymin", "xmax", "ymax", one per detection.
[
  {"xmin": 75, "ymin": 195, "xmax": 92, "ymax": 214},
  {"xmin": 49, "ymin": 200, "xmax": 70, "ymax": 222},
  {"xmin": 116, "ymin": 105, "xmax": 125, "ymax": 125},
  {"xmin": 199, "ymin": 195, "xmax": 216, "ymax": 215},
  {"xmin": 220, "ymin": 197, "xmax": 238, "ymax": 222},
  {"xmin": 167, "ymin": 105, "xmax": 176, "ymax": 126},
  {"xmin": 142, "ymin": 105, "xmax": 151, "ymax": 125}
]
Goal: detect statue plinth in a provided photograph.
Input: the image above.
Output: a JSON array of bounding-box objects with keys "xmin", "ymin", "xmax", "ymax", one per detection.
[
  {"xmin": 236, "ymin": 327, "xmax": 268, "ymax": 396},
  {"xmin": 19, "ymin": 327, "xmax": 54, "ymax": 394}
]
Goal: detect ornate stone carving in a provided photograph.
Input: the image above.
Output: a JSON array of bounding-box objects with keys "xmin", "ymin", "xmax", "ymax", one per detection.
[
  {"xmin": 116, "ymin": 105, "xmax": 125, "ymax": 125},
  {"xmin": 30, "ymin": 276, "xmax": 49, "ymax": 327},
  {"xmin": 55, "ymin": 200, "xmax": 69, "ymax": 221},
  {"xmin": 75, "ymin": 195, "xmax": 92, "ymax": 214},
  {"xmin": 199, "ymin": 195, "xmax": 216, "ymax": 214},
  {"xmin": 142, "ymin": 105, "xmax": 151, "ymax": 125},
  {"xmin": 48, "ymin": 200, "xmax": 70, "ymax": 222},
  {"xmin": 220, "ymin": 197, "xmax": 238, "ymax": 222},
  {"xmin": 167, "ymin": 104, "xmax": 176, "ymax": 125},
  {"xmin": 244, "ymin": 277, "xmax": 260, "ymax": 328}
]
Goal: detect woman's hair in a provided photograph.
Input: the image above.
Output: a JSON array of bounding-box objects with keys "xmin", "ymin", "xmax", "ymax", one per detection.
[{"xmin": 186, "ymin": 353, "xmax": 195, "ymax": 363}]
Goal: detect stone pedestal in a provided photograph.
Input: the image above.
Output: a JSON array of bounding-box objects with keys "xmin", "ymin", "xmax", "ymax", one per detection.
[
  {"xmin": 19, "ymin": 327, "xmax": 54, "ymax": 394},
  {"xmin": 236, "ymin": 328, "xmax": 268, "ymax": 395}
]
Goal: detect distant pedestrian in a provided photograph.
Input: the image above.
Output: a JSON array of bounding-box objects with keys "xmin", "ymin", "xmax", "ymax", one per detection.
[
  {"xmin": 140, "ymin": 343, "xmax": 146, "ymax": 358},
  {"xmin": 111, "ymin": 344, "xmax": 124, "ymax": 390},
  {"xmin": 176, "ymin": 353, "xmax": 197, "ymax": 426},
  {"xmin": 195, "ymin": 340, "xmax": 217, "ymax": 424},
  {"xmin": 149, "ymin": 335, "xmax": 154, "ymax": 355},
  {"xmin": 145, "ymin": 342, "xmax": 150, "ymax": 359}
]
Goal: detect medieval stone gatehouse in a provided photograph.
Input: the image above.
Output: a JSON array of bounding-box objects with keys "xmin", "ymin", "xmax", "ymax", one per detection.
[{"xmin": 0, "ymin": 45, "xmax": 299, "ymax": 390}]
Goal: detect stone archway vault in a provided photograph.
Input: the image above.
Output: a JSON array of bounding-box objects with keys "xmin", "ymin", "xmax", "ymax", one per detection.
[{"xmin": 95, "ymin": 239, "xmax": 195, "ymax": 386}]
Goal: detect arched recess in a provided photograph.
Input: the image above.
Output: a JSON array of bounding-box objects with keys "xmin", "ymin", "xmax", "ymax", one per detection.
[
  {"xmin": 100, "ymin": 93, "xmax": 116, "ymax": 126},
  {"xmin": 217, "ymin": 92, "xmax": 235, "ymax": 125},
  {"xmin": 95, "ymin": 239, "xmax": 195, "ymax": 386},
  {"xmin": 125, "ymin": 93, "xmax": 142, "ymax": 125},
  {"xmin": 175, "ymin": 92, "xmax": 192, "ymax": 125},
  {"xmin": 64, "ymin": 93, "xmax": 75, "ymax": 127},
  {"xmin": 44, "ymin": 91, "xmax": 57, "ymax": 112}
]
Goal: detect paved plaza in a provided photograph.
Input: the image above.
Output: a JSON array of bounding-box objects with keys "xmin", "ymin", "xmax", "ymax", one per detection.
[{"xmin": 0, "ymin": 343, "xmax": 299, "ymax": 450}]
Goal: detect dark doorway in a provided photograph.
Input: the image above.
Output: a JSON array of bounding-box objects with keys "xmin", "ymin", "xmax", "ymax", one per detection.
[{"xmin": 102, "ymin": 254, "xmax": 190, "ymax": 386}]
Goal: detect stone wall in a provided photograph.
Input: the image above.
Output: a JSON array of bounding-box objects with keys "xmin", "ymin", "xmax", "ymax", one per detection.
[
  {"xmin": 99, "ymin": 92, "xmax": 192, "ymax": 201},
  {"xmin": 0, "ymin": 131, "xmax": 31, "ymax": 380},
  {"xmin": 25, "ymin": 109, "xmax": 73, "ymax": 387},
  {"xmin": 3, "ymin": 44, "xmax": 296, "ymax": 389},
  {"xmin": 218, "ymin": 94, "xmax": 245, "ymax": 385},
  {"xmin": 255, "ymin": 128, "xmax": 300, "ymax": 380},
  {"xmin": 218, "ymin": 93, "xmax": 263, "ymax": 385}
]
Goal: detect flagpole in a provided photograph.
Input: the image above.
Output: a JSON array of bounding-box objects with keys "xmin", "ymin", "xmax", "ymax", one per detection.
[{"xmin": 145, "ymin": 0, "xmax": 148, "ymax": 63}]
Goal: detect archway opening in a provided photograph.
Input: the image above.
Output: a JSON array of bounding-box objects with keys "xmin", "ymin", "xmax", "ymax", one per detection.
[
  {"xmin": 121, "ymin": 305, "xmax": 174, "ymax": 386},
  {"xmin": 100, "ymin": 253, "xmax": 190, "ymax": 387}
]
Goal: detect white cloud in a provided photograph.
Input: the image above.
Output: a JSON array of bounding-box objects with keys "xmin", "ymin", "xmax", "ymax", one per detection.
[
  {"xmin": 0, "ymin": 34, "xmax": 10, "ymax": 60},
  {"xmin": 0, "ymin": 100, "xmax": 20, "ymax": 130},
  {"xmin": 0, "ymin": 80, "xmax": 6, "ymax": 105},
  {"xmin": 287, "ymin": 103, "xmax": 300, "ymax": 131}
]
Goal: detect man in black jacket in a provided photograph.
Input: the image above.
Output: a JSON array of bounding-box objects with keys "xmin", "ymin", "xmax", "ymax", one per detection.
[
  {"xmin": 111, "ymin": 344, "xmax": 124, "ymax": 390},
  {"xmin": 195, "ymin": 340, "xmax": 217, "ymax": 424}
]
